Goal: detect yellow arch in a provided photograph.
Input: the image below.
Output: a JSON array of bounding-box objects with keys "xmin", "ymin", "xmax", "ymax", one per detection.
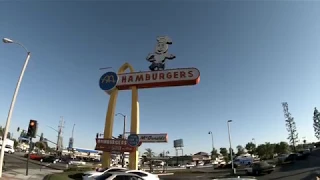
[{"xmin": 102, "ymin": 63, "xmax": 140, "ymax": 170}]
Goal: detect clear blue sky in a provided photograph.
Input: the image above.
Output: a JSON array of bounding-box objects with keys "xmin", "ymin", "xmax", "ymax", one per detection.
[{"xmin": 1, "ymin": 1, "xmax": 320, "ymax": 156}]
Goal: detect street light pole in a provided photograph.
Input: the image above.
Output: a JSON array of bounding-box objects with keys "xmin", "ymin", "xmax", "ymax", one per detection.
[
  {"xmin": 208, "ymin": 131, "xmax": 215, "ymax": 170},
  {"xmin": 227, "ymin": 120, "xmax": 235, "ymax": 174},
  {"xmin": 0, "ymin": 38, "xmax": 31, "ymax": 178},
  {"xmin": 72, "ymin": 124, "xmax": 76, "ymax": 139},
  {"xmin": 116, "ymin": 113, "xmax": 126, "ymax": 167}
]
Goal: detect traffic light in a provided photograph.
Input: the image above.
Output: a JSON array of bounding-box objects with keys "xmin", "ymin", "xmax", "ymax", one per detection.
[{"xmin": 27, "ymin": 120, "xmax": 38, "ymax": 138}]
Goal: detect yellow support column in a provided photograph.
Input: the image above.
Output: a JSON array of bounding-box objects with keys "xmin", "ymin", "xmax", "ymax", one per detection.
[
  {"xmin": 102, "ymin": 89, "xmax": 119, "ymax": 168},
  {"xmin": 129, "ymin": 85, "xmax": 139, "ymax": 170}
]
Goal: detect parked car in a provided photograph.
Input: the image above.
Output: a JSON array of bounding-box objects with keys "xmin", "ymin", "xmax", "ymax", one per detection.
[
  {"xmin": 1, "ymin": 145, "xmax": 14, "ymax": 154},
  {"xmin": 82, "ymin": 167, "xmax": 127, "ymax": 180},
  {"xmin": 284, "ymin": 152, "xmax": 309, "ymax": 163},
  {"xmin": 41, "ymin": 156, "xmax": 59, "ymax": 163},
  {"xmin": 245, "ymin": 161, "xmax": 275, "ymax": 175}
]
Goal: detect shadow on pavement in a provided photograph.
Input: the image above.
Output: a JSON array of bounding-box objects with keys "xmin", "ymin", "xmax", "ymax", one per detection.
[
  {"xmin": 268, "ymin": 168, "xmax": 320, "ymax": 180},
  {"xmin": 68, "ymin": 173, "xmax": 84, "ymax": 180}
]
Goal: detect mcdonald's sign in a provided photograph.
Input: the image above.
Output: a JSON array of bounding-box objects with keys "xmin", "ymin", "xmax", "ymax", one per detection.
[{"xmin": 99, "ymin": 72, "xmax": 118, "ymax": 91}]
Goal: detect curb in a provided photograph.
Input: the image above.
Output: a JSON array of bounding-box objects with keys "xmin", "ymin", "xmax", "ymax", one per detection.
[{"xmin": 156, "ymin": 173, "xmax": 174, "ymax": 176}]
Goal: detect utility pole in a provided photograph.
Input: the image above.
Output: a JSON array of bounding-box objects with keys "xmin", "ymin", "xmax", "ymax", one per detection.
[{"xmin": 56, "ymin": 116, "xmax": 65, "ymax": 152}]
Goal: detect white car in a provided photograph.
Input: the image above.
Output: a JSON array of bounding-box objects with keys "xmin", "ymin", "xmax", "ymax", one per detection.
[
  {"xmin": 125, "ymin": 170, "xmax": 160, "ymax": 180},
  {"xmin": 95, "ymin": 172, "xmax": 144, "ymax": 180},
  {"xmin": 69, "ymin": 160, "xmax": 86, "ymax": 165},
  {"xmin": 3, "ymin": 145, "xmax": 14, "ymax": 154},
  {"xmin": 82, "ymin": 167, "xmax": 127, "ymax": 180}
]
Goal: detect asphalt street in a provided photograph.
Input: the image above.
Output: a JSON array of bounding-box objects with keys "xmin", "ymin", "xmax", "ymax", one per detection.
[
  {"xmin": 4, "ymin": 153, "xmax": 67, "ymax": 170},
  {"xmin": 161, "ymin": 151, "xmax": 320, "ymax": 180},
  {"xmin": 4, "ymin": 153, "xmax": 41, "ymax": 170},
  {"xmin": 4, "ymin": 151, "xmax": 320, "ymax": 179}
]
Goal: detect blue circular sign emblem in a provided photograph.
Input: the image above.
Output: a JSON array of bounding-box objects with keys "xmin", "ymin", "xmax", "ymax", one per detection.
[
  {"xmin": 99, "ymin": 72, "xmax": 118, "ymax": 91},
  {"xmin": 127, "ymin": 134, "xmax": 140, "ymax": 147}
]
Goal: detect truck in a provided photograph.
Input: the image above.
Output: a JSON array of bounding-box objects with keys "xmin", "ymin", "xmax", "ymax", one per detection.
[{"xmin": 0, "ymin": 138, "xmax": 14, "ymax": 148}]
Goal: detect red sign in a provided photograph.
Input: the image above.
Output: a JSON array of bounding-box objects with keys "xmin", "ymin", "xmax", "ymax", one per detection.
[
  {"xmin": 95, "ymin": 138, "xmax": 141, "ymax": 152},
  {"xmin": 116, "ymin": 68, "xmax": 200, "ymax": 90}
]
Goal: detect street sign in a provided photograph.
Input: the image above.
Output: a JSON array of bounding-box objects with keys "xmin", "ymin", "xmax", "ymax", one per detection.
[
  {"xmin": 127, "ymin": 134, "xmax": 140, "ymax": 147},
  {"xmin": 99, "ymin": 72, "xmax": 118, "ymax": 91},
  {"xmin": 138, "ymin": 133, "xmax": 168, "ymax": 143},
  {"xmin": 95, "ymin": 144, "xmax": 136, "ymax": 152}
]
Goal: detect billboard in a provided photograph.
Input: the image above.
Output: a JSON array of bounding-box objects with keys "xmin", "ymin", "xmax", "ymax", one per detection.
[{"xmin": 173, "ymin": 139, "xmax": 184, "ymax": 148}]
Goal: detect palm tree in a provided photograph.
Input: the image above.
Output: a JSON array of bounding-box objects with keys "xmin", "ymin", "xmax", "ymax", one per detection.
[{"xmin": 143, "ymin": 148, "xmax": 155, "ymax": 157}]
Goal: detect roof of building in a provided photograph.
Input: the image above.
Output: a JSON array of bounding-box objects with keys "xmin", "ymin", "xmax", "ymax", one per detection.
[
  {"xmin": 194, "ymin": 152, "xmax": 209, "ymax": 156},
  {"xmin": 73, "ymin": 147, "xmax": 100, "ymax": 154}
]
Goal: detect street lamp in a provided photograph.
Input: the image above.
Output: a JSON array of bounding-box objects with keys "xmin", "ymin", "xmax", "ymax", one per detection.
[
  {"xmin": 0, "ymin": 38, "xmax": 31, "ymax": 177},
  {"xmin": 208, "ymin": 131, "xmax": 215, "ymax": 170},
  {"xmin": 116, "ymin": 113, "xmax": 126, "ymax": 139},
  {"xmin": 227, "ymin": 120, "xmax": 235, "ymax": 174},
  {"xmin": 116, "ymin": 113, "xmax": 126, "ymax": 167}
]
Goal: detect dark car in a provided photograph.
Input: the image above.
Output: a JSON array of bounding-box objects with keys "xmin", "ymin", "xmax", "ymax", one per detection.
[
  {"xmin": 42, "ymin": 156, "xmax": 58, "ymax": 163},
  {"xmin": 284, "ymin": 153, "xmax": 309, "ymax": 163},
  {"xmin": 222, "ymin": 163, "xmax": 238, "ymax": 169},
  {"xmin": 245, "ymin": 161, "xmax": 275, "ymax": 175}
]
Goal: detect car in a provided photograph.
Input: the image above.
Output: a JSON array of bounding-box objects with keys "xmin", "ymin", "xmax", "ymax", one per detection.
[
  {"xmin": 95, "ymin": 172, "xmax": 145, "ymax": 180},
  {"xmin": 245, "ymin": 161, "xmax": 275, "ymax": 175},
  {"xmin": 82, "ymin": 167, "xmax": 127, "ymax": 180},
  {"xmin": 125, "ymin": 170, "xmax": 160, "ymax": 180},
  {"xmin": 2, "ymin": 145, "xmax": 14, "ymax": 154},
  {"xmin": 41, "ymin": 156, "xmax": 59, "ymax": 163}
]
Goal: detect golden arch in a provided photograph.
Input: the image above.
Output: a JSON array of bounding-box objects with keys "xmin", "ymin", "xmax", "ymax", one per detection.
[{"xmin": 102, "ymin": 63, "xmax": 140, "ymax": 170}]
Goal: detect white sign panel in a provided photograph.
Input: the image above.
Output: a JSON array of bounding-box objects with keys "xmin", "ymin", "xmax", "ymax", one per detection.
[
  {"xmin": 138, "ymin": 134, "xmax": 168, "ymax": 143},
  {"xmin": 117, "ymin": 68, "xmax": 200, "ymax": 86}
]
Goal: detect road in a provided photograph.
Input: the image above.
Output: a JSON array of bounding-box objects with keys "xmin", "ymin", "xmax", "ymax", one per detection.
[
  {"xmin": 160, "ymin": 151, "xmax": 320, "ymax": 180},
  {"xmin": 4, "ymin": 153, "xmax": 67, "ymax": 170},
  {"xmin": 5, "ymin": 151, "xmax": 320, "ymax": 179}
]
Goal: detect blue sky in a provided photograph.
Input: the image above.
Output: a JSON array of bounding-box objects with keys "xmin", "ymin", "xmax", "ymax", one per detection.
[{"xmin": 1, "ymin": 1, "xmax": 320, "ymax": 156}]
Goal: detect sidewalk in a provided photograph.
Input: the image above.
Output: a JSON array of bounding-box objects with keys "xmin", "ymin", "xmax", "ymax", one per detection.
[{"xmin": 1, "ymin": 168, "xmax": 63, "ymax": 180}]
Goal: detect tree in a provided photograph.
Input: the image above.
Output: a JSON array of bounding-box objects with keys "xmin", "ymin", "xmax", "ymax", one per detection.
[
  {"xmin": 282, "ymin": 102, "xmax": 299, "ymax": 152},
  {"xmin": 35, "ymin": 141, "xmax": 47, "ymax": 150},
  {"xmin": 0, "ymin": 126, "xmax": 4, "ymax": 137},
  {"xmin": 219, "ymin": 147, "xmax": 228, "ymax": 156},
  {"xmin": 236, "ymin": 145, "xmax": 245, "ymax": 156},
  {"xmin": 6, "ymin": 132, "xmax": 11, "ymax": 139},
  {"xmin": 245, "ymin": 142, "xmax": 256, "ymax": 155},
  {"xmin": 143, "ymin": 148, "xmax": 155, "ymax": 157},
  {"xmin": 13, "ymin": 139, "xmax": 18, "ymax": 148},
  {"xmin": 274, "ymin": 141, "xmax": 289, "ymax": 154},
  {"xmin": 228, "ymin": 148, "xmax": 235, "ymax": 157},
  {"xmin": 211, "ymin": 148, "xmax": 219, "ymax": 159},
  {"xmin": 314, "ymin": 107, "xmax": 320, "ymax": 140},
  {"xmin": 256, "ymin": 142, "xmax": 275, "ymax": 160}
]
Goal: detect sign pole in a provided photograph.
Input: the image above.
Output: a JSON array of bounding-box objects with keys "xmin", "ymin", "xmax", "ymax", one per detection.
[{"xmin": 26, "ymin": 137, "xmax": 32, "ymax": 176}]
